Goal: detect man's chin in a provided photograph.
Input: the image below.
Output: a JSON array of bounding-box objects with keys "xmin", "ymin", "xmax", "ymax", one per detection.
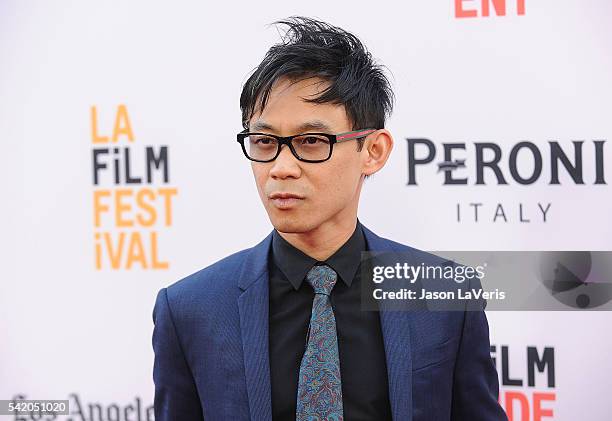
[{"xmin": 269, "ymin": 215, "xmax": 316, "ymax": 234}]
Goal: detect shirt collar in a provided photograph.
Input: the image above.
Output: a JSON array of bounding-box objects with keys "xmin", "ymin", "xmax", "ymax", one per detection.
[{"xmin": 271, "ymin": 219, "xmax": 366, "ymax": 290}]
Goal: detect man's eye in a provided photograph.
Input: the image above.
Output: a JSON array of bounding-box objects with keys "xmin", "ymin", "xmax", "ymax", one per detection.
[
  {"xmin": 300, "ymin": 136, "xmax": 328, "ymax": 145},
  {"xmin": 252, "ymin": 137, "xmax": 276, "ymax": 145}
]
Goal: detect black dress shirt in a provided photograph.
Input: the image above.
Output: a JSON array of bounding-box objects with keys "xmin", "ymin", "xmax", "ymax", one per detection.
[{"xmin": 268, "ymin": 220, "xmax": 392, "ymax": 421}]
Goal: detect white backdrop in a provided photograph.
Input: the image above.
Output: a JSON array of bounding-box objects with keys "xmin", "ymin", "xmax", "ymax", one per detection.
[{"xmin": 1, "ymin": 1, "xmax": 611, "ymax": 420}]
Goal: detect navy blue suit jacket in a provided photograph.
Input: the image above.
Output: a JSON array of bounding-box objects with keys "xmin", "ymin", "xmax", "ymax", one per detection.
[{"xmin": 152, "ymin": 225, "xmax": 507, "ymax": 420}]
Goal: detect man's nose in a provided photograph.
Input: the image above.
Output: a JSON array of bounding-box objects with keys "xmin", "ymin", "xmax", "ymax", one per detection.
[{"xmin": 269, "ymin": 144, "xmax": 301, "ymax": 179}]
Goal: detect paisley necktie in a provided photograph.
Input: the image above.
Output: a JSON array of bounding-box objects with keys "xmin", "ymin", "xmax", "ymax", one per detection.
[{"xmin": 296, "ymin": 264, "xmax": 344, "ymax": 421}]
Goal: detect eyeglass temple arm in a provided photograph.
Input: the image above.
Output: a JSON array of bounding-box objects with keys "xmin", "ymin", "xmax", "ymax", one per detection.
[{"xmin": 335, "ymin": 129, "xmax": 377, "ymax": 143}]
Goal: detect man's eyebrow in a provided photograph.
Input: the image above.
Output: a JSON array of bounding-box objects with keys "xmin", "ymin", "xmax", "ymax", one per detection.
[
  {"xmin": 251, "ymin": 120, "xmax": 334, "ymax": 134},
  {"xmin": 251, "ymin": 121, "xmax": 275, "ymax": 132},
  {"xmin": 295, "ymin": 120, "xmax": 334, "ymax": 133}
]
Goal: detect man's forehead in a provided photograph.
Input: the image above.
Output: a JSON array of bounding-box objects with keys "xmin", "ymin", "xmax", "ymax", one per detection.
[
  {"xmin": 246, "ymin": 76, "xmax": 351, "ymax": 133},
  {"xmin": 252, "ymin": 76, "xmax": 333, "ymax": 112}
]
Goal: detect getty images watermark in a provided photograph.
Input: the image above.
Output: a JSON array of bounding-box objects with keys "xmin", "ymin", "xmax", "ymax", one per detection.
[{"xmin": 359, "ymin": 251, "xmax": 612, "ymax": 311}]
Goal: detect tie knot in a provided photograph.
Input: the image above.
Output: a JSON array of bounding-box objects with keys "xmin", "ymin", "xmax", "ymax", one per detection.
[{"xmin": 305, "ymin": 264, "xmax": 337, "ymax": 295}]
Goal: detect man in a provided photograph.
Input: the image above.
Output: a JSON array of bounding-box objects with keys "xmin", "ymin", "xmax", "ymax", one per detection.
[{"xmin": 153, "ymin": 17, "xmax": 507, "ymax": 421}]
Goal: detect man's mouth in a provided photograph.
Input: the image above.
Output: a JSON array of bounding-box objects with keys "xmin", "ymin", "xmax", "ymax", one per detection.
[{"xmin": 268, "ymin": 192, "xmax": 305, "ymax": 209}]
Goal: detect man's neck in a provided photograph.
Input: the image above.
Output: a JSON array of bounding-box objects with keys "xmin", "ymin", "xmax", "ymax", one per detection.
[{"xmin": 277, "ymin": 218, "xmax": 358, "ymax": 261}]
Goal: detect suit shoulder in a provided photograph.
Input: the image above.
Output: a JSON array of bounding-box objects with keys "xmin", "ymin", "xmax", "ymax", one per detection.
[
  {"xmin": 374, "ymin": 233, "xmax": 448, "ymax": 266},
  {"xmin": 164, "ymin": 247, "xmax": 251, "ymax": 303}
]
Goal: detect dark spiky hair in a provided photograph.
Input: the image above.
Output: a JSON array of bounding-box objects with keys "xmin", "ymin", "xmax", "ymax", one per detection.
[{"xmin": 239, "ymin": 16, "xmax": 394, "ymax": 132}]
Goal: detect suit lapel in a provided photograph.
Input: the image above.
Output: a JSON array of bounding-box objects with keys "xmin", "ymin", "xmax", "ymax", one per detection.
[
  {"xmin": 237, "ymin": 232, "xmax": 274, "ymax": 421},
  {"xmin": 363, "ymin": 225, "xmax": 414, "ymax": 421}
]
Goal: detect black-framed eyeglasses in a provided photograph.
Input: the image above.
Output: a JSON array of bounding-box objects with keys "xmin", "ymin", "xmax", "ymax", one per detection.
[{"xmin": 236, "ymin": 128, "xmax": 377, "ymax": 163}]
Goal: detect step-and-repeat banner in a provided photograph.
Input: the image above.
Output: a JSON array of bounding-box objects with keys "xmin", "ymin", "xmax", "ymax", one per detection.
[{"xmin": 1, "ymin": 1, "xmax": 610, "ymax": 420}]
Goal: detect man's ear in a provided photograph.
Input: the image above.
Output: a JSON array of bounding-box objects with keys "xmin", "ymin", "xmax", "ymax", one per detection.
[{"xmin": 362, "ymin": 129, "xmax": 394, "ymax": 176}]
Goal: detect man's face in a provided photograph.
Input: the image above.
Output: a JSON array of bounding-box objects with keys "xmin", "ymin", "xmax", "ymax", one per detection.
[{"xmin": 248, "ymin": 77, "xmax": 366, "ymax": 234}]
